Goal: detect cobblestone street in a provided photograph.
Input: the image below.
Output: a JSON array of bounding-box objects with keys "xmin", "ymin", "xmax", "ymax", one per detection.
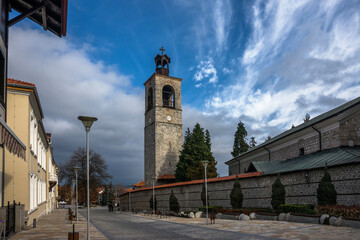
[{"xmin": 8, "ymin": 207, "xmax": 360, "ymax": 240}]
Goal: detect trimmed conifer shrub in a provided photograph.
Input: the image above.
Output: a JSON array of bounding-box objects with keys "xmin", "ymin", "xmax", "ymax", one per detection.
[
  {"xmin": 271, "ymin": 176, "xmax": 285, "ymax": 210},
  {"xmin": 149, "ymin": 195, "xmax": 157, "ymax": 211},
  {"xmin": 230, "ymin": 177, "xmax": 243, "ymax": 209},
  {"xmin": 169, "ymin": 190, "xmax": 180, "ymax": 213},
  {"xmin": 317, "ymin": 170, "xmax": 337, "ymax": 205},
  {"xmin": 201, "ymin": 184, "xmax": 209, "ymax": 206}
]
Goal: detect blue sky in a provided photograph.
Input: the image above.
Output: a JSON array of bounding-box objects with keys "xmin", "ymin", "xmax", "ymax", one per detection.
[{"xmin": 8, "ymin": 0, "xmax": 360, "ymax": 185}]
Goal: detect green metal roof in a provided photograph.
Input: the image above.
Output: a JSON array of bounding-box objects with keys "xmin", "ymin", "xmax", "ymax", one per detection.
[
  {"xmin": 248, "ymin": 147, "xmax": 360, "ymax": 175},
  {"xmin": 226, "ymin": 96, "xmax": 360, "ymax": 165}
]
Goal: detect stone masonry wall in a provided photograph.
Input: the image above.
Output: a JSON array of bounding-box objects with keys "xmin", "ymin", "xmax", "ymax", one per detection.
[
  {"xmin": 120, "ymin": 163, "xmax": 360, "ymax": 212},
  {"xmin": 228, "ymin": 125, "xmax": 342, "ymax": 175}
]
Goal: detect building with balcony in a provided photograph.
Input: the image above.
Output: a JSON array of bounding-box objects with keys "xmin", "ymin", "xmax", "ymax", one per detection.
[{"xmin": 5, "ymin": 78, "xmax": 55, "ymax": 225}]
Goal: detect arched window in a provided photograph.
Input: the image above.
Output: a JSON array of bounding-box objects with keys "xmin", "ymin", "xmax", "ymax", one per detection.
[
  {"xmin": 148, "ymin": 87, "xmax": 153, "ymax": 110},
  {"xmin": 162, "ymin": 85, "xmax": 175, "ymax": 108}
]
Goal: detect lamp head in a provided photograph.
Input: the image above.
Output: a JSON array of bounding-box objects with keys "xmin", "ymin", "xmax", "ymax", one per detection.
[
  {"xmin": 202, "ymin": 160, "xmax": 209, "ymax": 167},
  {"xmin": 78, "ymin": 116, "xmax": 98, "ymax": 131},
  {"xmin": 74, "ymin": 167, "xmax": 80, "ymax": 174}
]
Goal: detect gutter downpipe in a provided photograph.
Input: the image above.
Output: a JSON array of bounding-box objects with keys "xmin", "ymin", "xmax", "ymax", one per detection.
[
  {"xmin": 263, "ymin": 147, "xmax": 270, "ymax": 161},
  {"xmin": 312, "ymin": 126, "xmax": 322, "ymax": 151}
]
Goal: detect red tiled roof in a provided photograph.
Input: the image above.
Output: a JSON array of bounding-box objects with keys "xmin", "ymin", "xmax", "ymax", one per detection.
[
  {"xmin": 8, "ymin": 78, "xmax": 35, "ymax": 87},
  {"xmin": 133, "ymin": 181, "xmax": 144, "ymax": 187},
  {"xmin": 120, "ymin": 172, "xmax": 263, "ymax": 196},
  {"xmin": 157, "ymin": 174, "xmax": 175, "ymax": 180}
]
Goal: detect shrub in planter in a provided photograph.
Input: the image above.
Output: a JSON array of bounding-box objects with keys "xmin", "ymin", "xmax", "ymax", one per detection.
[
  {"xmin": 169, "ymin": 190, "xmax": 180, "ymax": 213},
  {"xmin": 317, "ymin": 169, "xmax": 337, "ymax": 205},
  {"xmin": 271, "ymin": 176, "xmax": 285, "ymax": 210},
  {"xmin": 230, "ymin": 176, "xmax": 243, "ymax": 209},
  {"xmin": 149, "ymin": 195, "xmax": 157, "ymax": 211},
  {"xmin": 315, "ymin": 205, "xmax": 360, "ymax": 219},
  {"xmin": 279, "ymin": 204, "xmax": 316, "ymax": 215}
]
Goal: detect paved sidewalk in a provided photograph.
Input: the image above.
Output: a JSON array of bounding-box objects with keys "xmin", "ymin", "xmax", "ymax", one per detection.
[
  {"xmin": 9, "ymin": 209, "xmax": 107, "ymax": 240},
  {"xmin": 138, "ymin": 213, "xmax": 360, "ymax": 240}
]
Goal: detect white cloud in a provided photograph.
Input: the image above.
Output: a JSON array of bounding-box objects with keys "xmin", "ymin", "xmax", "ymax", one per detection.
[
  {"xmin": 8, "ymin": 27, "xmax": 144, "ymax": 185},
  {"xmin": 204, "ymin": 0, "xmax": 360, "ymax": 151},
  {"xmin": 193, "ymin": 57, "xmax": 218, "ymax": 85}
]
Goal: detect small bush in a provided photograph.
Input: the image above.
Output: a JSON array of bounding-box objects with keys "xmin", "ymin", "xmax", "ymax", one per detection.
[
  {"xmin": 279, "ymin": 204, "xmax": 316, "ymax": 214},
  {"xmin": 271, "ymin": 176, "xmax": 285, "ymax": 210},
  {"xmin": 230, "ymin": 177, "xmax": 243, "ymax": 209},
  {"xmin": 315, "ymin": 205, "xmax": 360, "ymax": 219},
  {"xmin": 199, "ymin": 206, "xmax": 222, "ymax": 213},
  {"xmin": 169, "ymin": 190, "xmax": 180, "ymax": 213},
  {"xmin": 149, "ymin": 195, "xmax": 157, "ymax": 211},
  {"xmin": 317, "ymin": 170, "xmax": 337, "ymax": 205}
]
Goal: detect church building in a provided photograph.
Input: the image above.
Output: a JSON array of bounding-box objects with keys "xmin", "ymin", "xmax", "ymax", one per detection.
[{"xmin": 143, "ymin": 48, "xmax": 183, "ymax": 187}]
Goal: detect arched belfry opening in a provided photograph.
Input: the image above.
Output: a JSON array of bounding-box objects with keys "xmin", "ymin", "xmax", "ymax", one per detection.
[
  {"xmin": 155, "ymin": 46, "xmax": 171, "ymax": 76},
  {"xmin": 162, "ymin": 85, "xmax": 175, "ymax": 108},
  {"xmin": 147, "ymin": 87, "xmax": 153, "ymax": 110}
]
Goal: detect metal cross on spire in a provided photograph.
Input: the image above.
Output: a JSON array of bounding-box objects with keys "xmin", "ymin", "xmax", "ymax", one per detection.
[{"xmin": 159, "ymin": 46, "xmax": 165, "ymax": 55}]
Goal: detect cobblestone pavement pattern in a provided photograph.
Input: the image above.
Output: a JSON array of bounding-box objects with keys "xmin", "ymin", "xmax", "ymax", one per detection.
[
  {"xmin": 140, "ymin": 213, "xmax": 360, "ymax": 240},
  {"xmin": 9, "ymin": 208, "xmax": 107, "ymax": 240},
  {"xmin": 90, "ymin": 207, "xmax": 277, "ymax": 240},
  {"xmin": 8, "ymin": 207, "xmax": 360, "ymax": 240}
]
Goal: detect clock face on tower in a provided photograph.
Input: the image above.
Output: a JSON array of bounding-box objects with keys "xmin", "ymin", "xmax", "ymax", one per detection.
[{"xmin": 167, "ymin": 115, "xmax": 172, "ymax": 121}]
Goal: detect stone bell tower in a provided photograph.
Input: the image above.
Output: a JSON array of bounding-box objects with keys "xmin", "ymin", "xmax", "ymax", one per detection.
[{"xmin": 144, "ymin": 47, "xmax": 183, "ymax": 186}]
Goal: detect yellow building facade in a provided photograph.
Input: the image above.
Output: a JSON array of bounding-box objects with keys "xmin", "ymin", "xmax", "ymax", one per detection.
[{"xmin": 5, "ymin": 78, "xmax": 57, "ymax": 225}]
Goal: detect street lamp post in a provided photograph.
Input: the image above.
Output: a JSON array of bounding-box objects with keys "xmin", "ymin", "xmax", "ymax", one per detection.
[
  {"xmin": 202, "ymin": 160, "xmax": 209, "ymax": 225},
  {"xmin": 71, "ymin": 180, "xmax": 75, "ymax": 213},
  {"xmin": 152, "ymin": 177, "xmax": 156, "ymax": 215},
  {"xmin": 74, "ymin": 167, "xmax": 79, "ymax": 224},
  {"xmin": 78, "ymin": 116, "xmax": 97, "ymax": 240}
]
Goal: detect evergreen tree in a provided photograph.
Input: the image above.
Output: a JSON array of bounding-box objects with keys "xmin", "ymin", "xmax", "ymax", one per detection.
[
  {"xmin": 317, "ymin": 169, "xmax": 337, "ymax": 205},
  {"xmin": 149, "ymin": 195, "xmax": 157, "ymax": 211},
  {"xmin": 175, "ymin": 123, "xmax": 217, "ymax": 181},
  {"xmin": 231, "ymin": 121, "xmax": 249, "ymax": 157},
  {"xmin": 230, "ymin": 177, "xmax": 243, "ymax": 209},
  {"xmin": 205, "ymin": 129, "xmax": 211, "ymax": 150},
  {"xmin": 249, "ymin": 136, "xmax": 257, "ymax": 148},
  {"xmin": 169, "ymin": 190, "xmax": 180, "ymax": 213},
  {"xmin": 271, "ymin": 176, "xmax": 285, "ymax": 210},
  {"xmin": 100, "ymin": 185, "xmax": 109, "ymax": 206}
]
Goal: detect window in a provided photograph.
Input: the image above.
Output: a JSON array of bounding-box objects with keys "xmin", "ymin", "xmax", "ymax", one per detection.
[
  {"xmin": 299, "ymin": 148, "xmax": 305, "ymax": 156},
  {"xmin": 162, "ymin": 85, "xmax": 175, "ymax": 108},
  {"xmin": 147, "ymin": 87, "xmax": 153, "ymax": 110}
]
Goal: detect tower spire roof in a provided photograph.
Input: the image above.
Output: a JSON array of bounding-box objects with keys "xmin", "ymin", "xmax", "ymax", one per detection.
[{"xmin": 155, "ymin": 46, "xmax": 170, "ymax": 76}]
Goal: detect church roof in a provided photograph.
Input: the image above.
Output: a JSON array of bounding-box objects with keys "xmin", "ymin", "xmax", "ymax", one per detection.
[
  {"xmin": 226, "ymin": 96, "xmax": 360, "ymax": 165},
  {"xmin": 133, "ymin": 181, "xmax": 144, "ymax": 187},
  {"xmin": 157, "ymin": 174, "xmax": 175, "ymax": 180},
  {"xmin": 248, "ymin": 146, "xmax": 360, "ymax": 175},
  {"xmin": 120, "ymin": 171, "xmax": 263, "ymax": 196}
]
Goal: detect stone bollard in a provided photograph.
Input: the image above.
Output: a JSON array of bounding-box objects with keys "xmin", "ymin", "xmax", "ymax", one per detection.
[{"xmin": 33, "ymin": 218, "xmax": 36, "ymax": 228}]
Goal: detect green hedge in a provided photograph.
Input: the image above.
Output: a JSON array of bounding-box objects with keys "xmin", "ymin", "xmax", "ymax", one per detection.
[
  {"xmin": 199, "ymin": 206, "xmax": 222, "ymax": 213},
  {"xmin": 315, "ymin": 205, "xmax": 360, "ymax": 219},
  {"xmin": 279, "ymin": 204, "xmax": 316, "ymax": 214}
]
